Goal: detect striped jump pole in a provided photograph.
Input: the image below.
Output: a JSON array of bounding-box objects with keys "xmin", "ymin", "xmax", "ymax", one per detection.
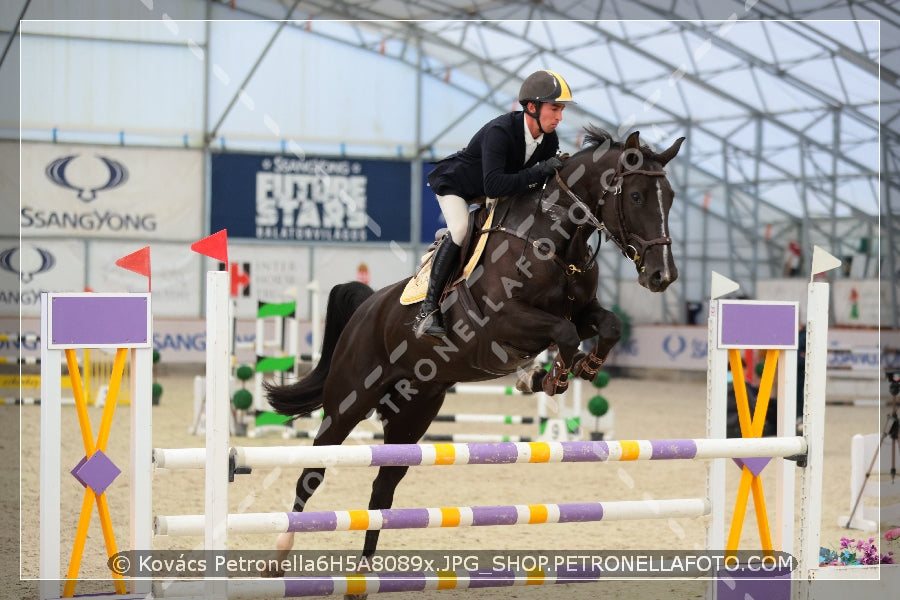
[
  {"xmin": 155, "ymin": 567, "xmax": 609, "ymax": 599},
  {"xmin": 151, "ymin": 436, "xmax": 806, "ymax": 471},
  {"xmin": 290, "ymin": 430, "xmax": 536, "ymax": 443},
  {"xmin": 302, "ymin": 410, "xmax": 534, "ymax": 425},
  {"xmin": 155, "ymin": 498, "xmax": 711, "ymax": 537},
  {"xmin": 0, "ymin": 355, "xmax": 40, "ymax": 364},
  {"xmin": 433, "ymin": 413, "xmax": 535, "ymax": 425},
  {"xmin": 0, "ymin": 333, "xmax": 40, "ymax": 343},
  {"xmin": 449, "ymin": 383, "xmax": 526, "ymax": 395}
]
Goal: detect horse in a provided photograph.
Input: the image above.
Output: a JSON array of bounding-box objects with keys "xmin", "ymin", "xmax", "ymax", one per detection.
[{"xmin": 261, "ymin": 127, "xmax": 684, "ymax": 594}]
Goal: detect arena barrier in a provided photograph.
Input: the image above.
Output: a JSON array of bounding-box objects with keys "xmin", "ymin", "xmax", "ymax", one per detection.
[{"xmin": 149, "ymin": 250, "xmax": 845, "ymax": 598}]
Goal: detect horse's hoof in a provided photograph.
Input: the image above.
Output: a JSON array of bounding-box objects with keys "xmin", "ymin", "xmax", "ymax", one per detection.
[
  {"xmin": 259, "ymin": 567, "xmax": 285, "ymax": 578},
  {"xmin": 515, "ymin": 365, "xmax": 543, "ymax": 393}
]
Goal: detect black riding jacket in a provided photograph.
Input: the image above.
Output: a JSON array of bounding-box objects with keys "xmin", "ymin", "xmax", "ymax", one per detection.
[{"xmin": 427, "ymin": 111, "xmax": 559, "ymax": 202}]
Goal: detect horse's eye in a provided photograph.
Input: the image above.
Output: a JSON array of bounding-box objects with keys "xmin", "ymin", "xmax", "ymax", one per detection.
[{"xmin": 630, "ymin": 191, "xmax": 642, "ymax": 203}]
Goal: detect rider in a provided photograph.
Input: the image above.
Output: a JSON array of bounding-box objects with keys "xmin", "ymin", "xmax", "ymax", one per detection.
[{"xmin": 415, "ymin": 69, "xmax": 575, "ymax": 339}]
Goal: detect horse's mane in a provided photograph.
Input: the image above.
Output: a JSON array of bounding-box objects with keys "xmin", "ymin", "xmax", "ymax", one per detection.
[{"xmin": 578, "ymin": 125, "xmax": 665, "ymax": 163}]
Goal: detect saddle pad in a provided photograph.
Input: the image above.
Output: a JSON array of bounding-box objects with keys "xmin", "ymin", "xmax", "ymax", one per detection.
[{"xmin": 400, "ymin": 205, "xmax": 495, "ymax": 306}]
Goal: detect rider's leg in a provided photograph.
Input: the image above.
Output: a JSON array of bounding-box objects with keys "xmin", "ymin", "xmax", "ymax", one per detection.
[
  {"xmin": 414, "ymin": 194, "xmax": 465, "ymax": 338},
  {"xmin": 437, "ymin": 194, "xmax": 468, "ymax": 245}
]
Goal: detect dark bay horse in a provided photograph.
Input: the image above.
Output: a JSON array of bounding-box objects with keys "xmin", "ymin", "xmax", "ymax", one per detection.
[{"xmin": 262, "ymin": 127, "xmax": 684, "ymax": 588}]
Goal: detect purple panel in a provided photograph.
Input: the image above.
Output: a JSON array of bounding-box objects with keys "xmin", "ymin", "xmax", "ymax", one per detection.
[
  {"xmin": 468, "ymin": 570, "xmax": 516, "ymax": 589},
  {"xmin": 732, "ymin": 456, "xmax": 772, "ymax": 477},
  {"xmin": 466, "ymin": 442, "xmax": 519, "ymax": 464},
  {"xmin": 51, "ymin": 296, "xmax": 149, "ymax": 347},
  {"xmin": 650, "ymin": 439, "xmax": 698, "ymax": 460},
  {"xmin": 381, "ymin": 508, "xmax": 430, "ymax": 529},
  {"xmin": 287, "ymin": 511, "xmax": 338, "ymax": 533},
  {"xmin": 284, "ymin": 577, "xmax": 335, "ymax": 597},
  {"xmin": 561, "ymin": 441, "xmax": 609, "ymax": 462},
  {"xmin": 376, "ymin": 572, "xmax": 428, "ymax": 593},
  {"xmin": 716, "ymin": 567, "xmax": 791, "ymax": 600},
  {"xmin": 369, "ymin": 444, "xmax": 422, "ymax": 467},
  {"xmin": 557, "ymin": 503, "xmax": 605, "ymax": 523},
  {"xmin": 720, "ymin": 303, "xmax": 797, "ymax": 348},
  {"xmin": 71, "ymin": 450, "xmax": 121, "ymax": 495}
]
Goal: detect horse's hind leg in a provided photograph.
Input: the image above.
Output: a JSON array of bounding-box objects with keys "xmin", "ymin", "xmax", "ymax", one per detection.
[
  {"xmin": 261, "ymin": 387, "xmax": 378, "ymax": 577},
  {"xmin": 345, "ymin": 386, "xmax": 448, "ymax": 600}
]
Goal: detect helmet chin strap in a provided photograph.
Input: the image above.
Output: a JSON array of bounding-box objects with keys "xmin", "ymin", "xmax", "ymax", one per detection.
[{"xmin": 525, "ymin": 102, "xmax": 546, "ymax": 135}]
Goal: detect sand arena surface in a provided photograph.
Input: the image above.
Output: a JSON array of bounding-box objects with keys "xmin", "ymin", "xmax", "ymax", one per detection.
[{"xmin": 10, "ymin": 368, "xmax": 890, "ymax": 599}]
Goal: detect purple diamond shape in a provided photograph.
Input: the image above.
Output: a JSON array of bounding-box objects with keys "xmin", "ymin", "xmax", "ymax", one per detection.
[
  {"xmin": 731, "ymin": 456, "xmax": 772, "ymax": 477},
  {"xmin": 71, "ymin": 450, "xmax": 121, "ymax": 495}
]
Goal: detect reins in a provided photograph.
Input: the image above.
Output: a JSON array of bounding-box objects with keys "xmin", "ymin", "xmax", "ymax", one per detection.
[{"xmin": 477, "ymin": 151, "xmax": 672, "ymax": 283}]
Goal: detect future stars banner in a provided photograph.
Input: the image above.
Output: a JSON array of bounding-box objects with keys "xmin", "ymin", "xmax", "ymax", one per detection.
[{"xmin": 210, "ymin": 152, "xmax": 413, "ymax": 244}]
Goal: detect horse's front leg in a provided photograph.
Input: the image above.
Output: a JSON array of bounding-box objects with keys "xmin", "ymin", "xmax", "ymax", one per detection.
[
  {"xmin": 496, "ymin": 300, "xmax": 581, "ymax": 396},
  {"xmin": 571, "ymin": 301, "xmax": 623, "ymax": 382}
]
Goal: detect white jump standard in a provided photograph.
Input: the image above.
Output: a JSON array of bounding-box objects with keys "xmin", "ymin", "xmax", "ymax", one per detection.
[{"xmin": 39, "ymin": 293, "xmax": 153, "ymax": 600}]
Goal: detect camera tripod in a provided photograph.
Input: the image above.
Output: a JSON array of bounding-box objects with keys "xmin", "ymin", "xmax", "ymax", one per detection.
[{"xmin": 843, "ymin": 374, "xmax": 899, "ymax": 529}]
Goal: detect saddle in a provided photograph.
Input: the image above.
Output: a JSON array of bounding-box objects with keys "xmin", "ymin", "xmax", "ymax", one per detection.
[{"xmin": 400, "ymin": 201, "xmax": 499, "ymax": 305}]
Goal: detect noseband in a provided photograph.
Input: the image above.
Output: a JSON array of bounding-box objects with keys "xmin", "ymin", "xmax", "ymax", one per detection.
[{"xmin": 555, "ymin": 157, "xmax": 671, "ymax": 273}]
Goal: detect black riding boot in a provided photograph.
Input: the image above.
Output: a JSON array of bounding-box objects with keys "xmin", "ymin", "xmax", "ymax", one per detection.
[{"xmin": 414, "ymin": 237, "xmax": 461, "ymax": 339}]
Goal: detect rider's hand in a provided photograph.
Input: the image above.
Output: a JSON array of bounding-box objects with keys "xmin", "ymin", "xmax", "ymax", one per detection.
[{"xmin": 534, "ymin": 156, "xmax": 564, "ymax": 178}]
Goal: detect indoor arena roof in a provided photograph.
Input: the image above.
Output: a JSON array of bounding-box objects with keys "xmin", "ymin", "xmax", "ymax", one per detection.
[{"xmin": 241, "ymin": 0, "xmax": 896, "ymax": 321}]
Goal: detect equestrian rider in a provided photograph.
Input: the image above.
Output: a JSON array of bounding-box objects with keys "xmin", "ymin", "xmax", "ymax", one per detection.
[{"xmin": 414, "ymin": 69, "xmax": 575, "ymax": 339}]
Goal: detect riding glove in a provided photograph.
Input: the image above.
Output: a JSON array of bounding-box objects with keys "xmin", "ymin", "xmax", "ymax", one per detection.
[{"xmin": 534, "ymin": 156, "xmax": 564, "ymax": 178}]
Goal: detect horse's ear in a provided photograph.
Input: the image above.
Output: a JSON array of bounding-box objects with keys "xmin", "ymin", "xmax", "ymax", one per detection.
[
  {"xmin": 624, "ymin": 131, "xmax": 641, "ymax": 167},
  {"xmin": 658, "ymin": 137, "xmax": 686, "ymax": 166},
  {"xmin": 624, "ymin": 131, "xmax": 641, "ymax": 150}
]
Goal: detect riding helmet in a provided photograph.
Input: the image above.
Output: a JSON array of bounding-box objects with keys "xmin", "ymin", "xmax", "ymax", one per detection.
[{"xmin": 518, "ymin": 70, "xmax": 576, "ymax": 106}]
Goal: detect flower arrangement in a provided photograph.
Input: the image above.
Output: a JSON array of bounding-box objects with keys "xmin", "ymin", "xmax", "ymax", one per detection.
[
  {"xmin": 819, "ymin": 533, "xmax": 896, "ymax": 566},
  {"xmin": 886, "ymin": 527, "xmax": 900, "ymax": 554}
]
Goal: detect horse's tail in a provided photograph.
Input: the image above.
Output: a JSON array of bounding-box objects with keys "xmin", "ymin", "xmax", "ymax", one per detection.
[{"xmin": 264, "ymin": 281, "xmax": 375, "ymax": 417}]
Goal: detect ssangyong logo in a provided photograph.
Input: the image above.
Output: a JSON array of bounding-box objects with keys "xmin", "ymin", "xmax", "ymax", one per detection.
[
  {"xmin": 23, "ymin": 153, "xmax": 156, "ymax": 232},
  {"xmin": 0, "ymin": 246, "xmax": 55, "ymax": 283},
  {"xmin": 45, "ymin": 154, "xmax": 128, "ymax": 202}
]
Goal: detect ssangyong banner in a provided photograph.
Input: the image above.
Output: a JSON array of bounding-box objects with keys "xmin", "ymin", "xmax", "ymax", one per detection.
[
  {"xmin": 0, "ymin": 238, "xmax": 86, "ymax": 316},
  {"xmin": 21, "ymin": 142, "xmax": 203, "ymax": 240},
  {"xmin": 210, "ymin": 152, "xmax": 412, "ymax": 243}
]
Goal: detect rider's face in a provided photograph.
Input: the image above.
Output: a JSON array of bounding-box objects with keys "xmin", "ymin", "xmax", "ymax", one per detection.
[{"xmin": 539, "ymin": 102, "xmax": 566, "ymax": 132}]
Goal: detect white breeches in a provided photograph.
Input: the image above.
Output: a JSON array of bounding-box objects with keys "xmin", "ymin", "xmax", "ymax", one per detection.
[{"xmin": 436, "ymin": 194, "xmax": 469, "ymax": 245}]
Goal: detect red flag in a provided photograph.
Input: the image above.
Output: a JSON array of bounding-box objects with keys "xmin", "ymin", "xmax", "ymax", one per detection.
[
  {"xmin": 115, "ymin": 246, "xmax": 151, "ymax": 292},
  {"xmin": 191, "ymin": 229, "xmax": 228, "ymax": 266}
]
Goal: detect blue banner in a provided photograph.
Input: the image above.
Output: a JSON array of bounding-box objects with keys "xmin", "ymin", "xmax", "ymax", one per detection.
[
  {"xmin": 420, "ymin": 162, "xmax": 444, "ymax": 244},
  {"xmin": 211, "ymin": 153, "xmax": 412, "ymax": 243}
]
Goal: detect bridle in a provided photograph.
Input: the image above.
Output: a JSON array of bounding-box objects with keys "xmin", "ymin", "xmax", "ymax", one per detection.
[{"xmin": 554, "ymin": 156, "xmax": 671, "ymax": 273}]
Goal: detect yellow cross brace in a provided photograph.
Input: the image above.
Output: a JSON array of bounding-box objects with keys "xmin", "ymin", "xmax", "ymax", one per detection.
[
  {"xmin": 62, "ymin": 347, "xmax": 128, "ymax": 597},
  {"xmin": 725, "ymin": 347, "xmax": 779, "ymax": 563}
]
